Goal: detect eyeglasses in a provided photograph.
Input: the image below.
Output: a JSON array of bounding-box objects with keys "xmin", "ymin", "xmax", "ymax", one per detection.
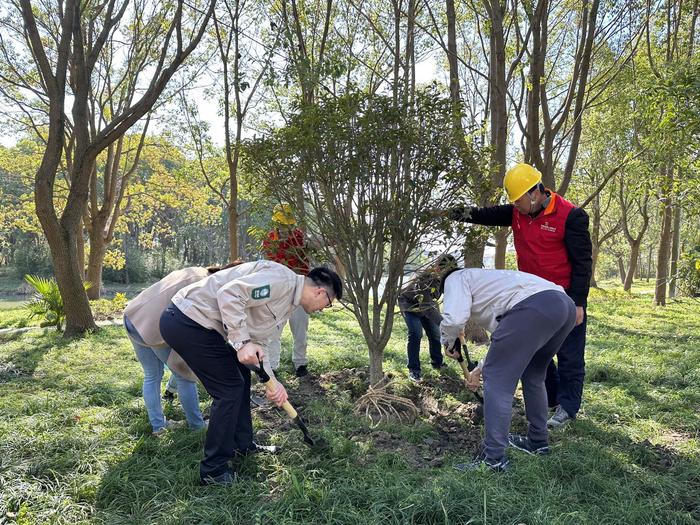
[{"xmin": 324, "ymin": 289, "xmax": 333, "ymax": 308}]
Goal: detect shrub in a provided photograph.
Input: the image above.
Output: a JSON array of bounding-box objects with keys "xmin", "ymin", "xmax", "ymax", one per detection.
[
  {"xmin": 676, "ymin": 248, "xmax": 700, "ymax": 297},
  {"xmin": 91, "ymin": 292, "xmax": 128, "ymax": 321}
]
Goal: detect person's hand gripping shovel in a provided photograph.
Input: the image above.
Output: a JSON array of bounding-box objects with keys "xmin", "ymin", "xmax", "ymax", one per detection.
[
  {"xmin": 247, "ymin": 355, "xmax": 329, "ymax": 452},
  {"xmin": 446, "ymin": 336, "xmax": 484, "ymax": 404}
]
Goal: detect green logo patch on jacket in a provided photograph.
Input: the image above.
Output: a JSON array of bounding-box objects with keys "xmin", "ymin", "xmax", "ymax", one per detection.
[{"xmin": 251, "ymin": 285, "xmax": 271, "ymax": 300}]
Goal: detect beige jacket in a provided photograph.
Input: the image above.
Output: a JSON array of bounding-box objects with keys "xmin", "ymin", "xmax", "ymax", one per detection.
[
  {"xmin": 124, "ymin": 266, "xmax": 210, "ymax": 347},
  {"xmin": 172, "ymin": 260, "xmax": 304, "ymax": 350}
]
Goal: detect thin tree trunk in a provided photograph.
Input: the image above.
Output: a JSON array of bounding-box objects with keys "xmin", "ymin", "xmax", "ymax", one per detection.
[
  {"xmin": 590, "ymin": 244, "xmax": 599, "ymax": 287},
  {"xmin": 669, "ymin": 204, "xmax": 681, "ymax": 298},
  {"xmin": 462, "ymin": 234, "xmax": 489, "ymax": 342},
  {"xmin": 618, "ymin": 256, "xmax": 626, "ymax": 285},
  {"xmin": 226, "ymin": 120, "xmax": 242, "ymax": 262},
  {"xmin": 494, "ymin": 228, "xmax": 508, "ymax": 269},
  {"xmin": 655, "ymin": 166, "xmax": 674, "ymax": 306},
  {"xmin": 77, "ymin": 218, "xmax": 85, "ymax": 280},
  {"xmin": 446, "ymin": 0, "xmax": 461, "ymax": 131},
  {"xmin": 624, "ymin": 242, "xmax": 641, "ymax": 291}
]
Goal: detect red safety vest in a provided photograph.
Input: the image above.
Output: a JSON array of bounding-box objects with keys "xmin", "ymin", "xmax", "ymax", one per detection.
[{"xmin": 511, "ymin": 192, "xmax": 575, "ymax": 289}]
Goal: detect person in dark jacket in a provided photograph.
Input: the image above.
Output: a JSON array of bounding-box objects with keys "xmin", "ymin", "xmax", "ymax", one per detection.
[
  {"xmin": 399, "ymin": 254, "xmax": 458, "ymax": 382},
  {"xmin": 435, "ymin": 163, "xmax": 592, "ymax": 427}
]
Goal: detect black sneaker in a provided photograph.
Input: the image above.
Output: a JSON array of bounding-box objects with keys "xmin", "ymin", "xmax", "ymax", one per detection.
[
  {"xmin": 454, "ymin": 452, "xmax": 510, "ymax": 472},
  {"xmin": 200, "ymin": 470, "xmax": 238, "ymax": 486},
  {"xmin": 431, "ymin": 362, "xmax": 445, "ymax": 370},
  {"xmin": 295, "ymin": 365, "xmax": 309, "ymax": 378},
  {"xmin": 508, "ymin": 433, "xmax": 550, "ymax": 455},
  {"xmin": 408, "ymin": 370, "xmax": 421, "ymax": 383}
]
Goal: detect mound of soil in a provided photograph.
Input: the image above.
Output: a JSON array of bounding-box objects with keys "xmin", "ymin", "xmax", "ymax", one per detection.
[{"xmin": 250, "ymin": 367, "xmax": 506, "ymax": 468}]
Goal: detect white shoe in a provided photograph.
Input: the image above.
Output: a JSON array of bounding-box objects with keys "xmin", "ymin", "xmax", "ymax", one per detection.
[{"xmin": 152, "ymin": 419, "xmax": 185, "ymax": 436}]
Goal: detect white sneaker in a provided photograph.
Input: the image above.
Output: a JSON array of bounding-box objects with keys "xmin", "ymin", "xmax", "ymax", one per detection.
[
  {"xmin": 152, "ymin": 418, "xmax": 186, "ymax": 436},
  {"xmin": 547, "ymin": 406, "xmax": 573, "ymax": 428}
]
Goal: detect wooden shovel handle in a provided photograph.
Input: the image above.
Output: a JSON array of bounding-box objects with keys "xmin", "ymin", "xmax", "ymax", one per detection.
[
  {"xmin": 263, "ymin": 378, "xmax": 298, "ymax": 418},
  {"xmin": 458, "ymin": 359, "xmax": 470, "ymax": 379}
]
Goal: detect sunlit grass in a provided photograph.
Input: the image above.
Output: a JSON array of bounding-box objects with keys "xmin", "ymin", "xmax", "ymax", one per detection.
[{"xmin": 0, "ymin": 285, "xmax": 698, "ymax": 524}]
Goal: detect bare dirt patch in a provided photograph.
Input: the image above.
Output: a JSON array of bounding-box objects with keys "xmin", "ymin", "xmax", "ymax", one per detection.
[{"xmin": 251, "ymin": 367, "xmax": 499, "ymax": 467}]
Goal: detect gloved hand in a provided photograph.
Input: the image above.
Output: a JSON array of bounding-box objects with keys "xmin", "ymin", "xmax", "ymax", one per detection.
[{"xmin": 420, "ymin": 208, "xmax": 447, "ymax": 222}]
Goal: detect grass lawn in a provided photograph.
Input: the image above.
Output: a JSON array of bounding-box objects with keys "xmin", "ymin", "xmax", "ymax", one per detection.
[{"xmin": 0, "ymin": 285, "xmax": 698, "ymax": 524}]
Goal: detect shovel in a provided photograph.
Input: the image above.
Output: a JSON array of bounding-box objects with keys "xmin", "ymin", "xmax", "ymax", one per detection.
[
  {"xmin": 249, "ymin": 358, "xmax": 329, "ymax": 451},
  {"xmin": 450, "ymin": 338, "xmax": 484, "ymax": 404}
]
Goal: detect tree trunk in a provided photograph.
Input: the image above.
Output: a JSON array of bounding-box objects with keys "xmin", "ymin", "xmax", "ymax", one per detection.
[
  {"xmin": 589, "ymin": 193, "xmax": 601, "ymax": 287},
  {"xmin": 494, "ymin": 228, "xmax": 508, "ymax": 269},
  {"xmin": 524, "ymin": 0, "xmax": 546, "ymax": 180},
  {"xmin": 618, "ymin": 256, "xmax": 626, "ymax": 284},
  {"xmin": 655, "ymin": 174, "xmax": 673, "ymax": 306},
  {"xmin": 486, "ymin": 0, "xmax": 508, "ymax": 201},
  {"xmin": 463, "ymin": 232, "xmax": 486, "ymax": 268},
  {"xmin": 368, "ymin": 345, "xmax": 384, "ymax": 386},
  {"xmin": 624, "ymin": 242, "xmax": 641, "ymax": 292},
  {"xmin": 590, "ymin": 243, "xmax": 599, "ymax": 287},
  {"xmin": 86, "ymin": 226, "xmax": 106, "ymax": 299},
  {"xmin": 226, "ymin": 122, "xmax": 243, "ymax": 262},
  {"xmin": 77, "ymin": 218, "xmax": 85, "ymax": 280},
  {"xmin": 669, "ymin": 204, "xmax": 681, "ymax": 298},
  {"xmin": 46, "ymin": 226, "xmax": 96, "ymax": 336},
  {"xmin": 462, "ymin": 233, "xmax": 489, "ymax": 342},
  {"xmin": 647, "ymin": 244, "xmax": 652, "ymax": 281}
]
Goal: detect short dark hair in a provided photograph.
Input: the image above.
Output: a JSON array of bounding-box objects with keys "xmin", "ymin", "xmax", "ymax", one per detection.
[
  {"xmin": 437, "ymin": 254, "xmax": 457, "ymax": 271},
  {"xmin": 308, "ymin": 267, "xmax": 343, "ymax": 301}
]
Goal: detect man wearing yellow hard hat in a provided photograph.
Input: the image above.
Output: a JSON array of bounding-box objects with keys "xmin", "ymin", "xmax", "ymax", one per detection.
[
  {"xmin": 436, "ymin": 163, "xmax": 592, "ymax": 429},
  {"xmin": 261, "ymin": 204, "xmax": 312, "ymax": 377}
]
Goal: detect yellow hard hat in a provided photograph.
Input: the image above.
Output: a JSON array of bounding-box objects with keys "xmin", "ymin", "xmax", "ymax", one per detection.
[
  {"xmin": 272, "ymin": 203, "xmax": 296, "ymax": 225},
  {"xmin": 503, "ymin": 163, "xmax": 542, "ymax": 203}
]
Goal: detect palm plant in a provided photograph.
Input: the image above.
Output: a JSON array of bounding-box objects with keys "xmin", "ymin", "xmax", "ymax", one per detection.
[{"xmin": 24, "ymin": 275, "xmax": 91, "ymax": 331}]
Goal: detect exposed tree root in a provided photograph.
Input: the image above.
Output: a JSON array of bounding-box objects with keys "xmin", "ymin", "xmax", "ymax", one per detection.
[{"xmin": 354, "ymin": 380, "xmax": 418, "ymax": 427}]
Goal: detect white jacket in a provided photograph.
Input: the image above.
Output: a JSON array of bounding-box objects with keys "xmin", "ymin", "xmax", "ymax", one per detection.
[
  {"xmin": 172, "ymin": 260, "xmax": 304, "ymax": 350},
  {"xmin": 440, "ymin": 269, "xmax": 564, "ymax": 347}
]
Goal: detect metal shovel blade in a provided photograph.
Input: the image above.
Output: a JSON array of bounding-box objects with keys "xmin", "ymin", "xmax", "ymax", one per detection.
[{"xmin": 292, "ymin": 415, "xmax": 329, "ymax": 451}]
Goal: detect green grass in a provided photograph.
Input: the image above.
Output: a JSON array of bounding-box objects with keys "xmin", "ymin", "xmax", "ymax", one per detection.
[
  {"xmin": 0, "ymin": 299, "xmax": 34, "ymax": 329},
  {"xmin": 0, "ymin": 286, "xmax": 698, "ymax": 524}
]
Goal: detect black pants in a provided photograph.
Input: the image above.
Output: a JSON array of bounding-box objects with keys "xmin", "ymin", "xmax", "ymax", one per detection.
[
  {"xmin": 545, "ymin": 313, "xmax": 587, "ymax": 416},
  {"xmin": 159, "ymin": 304, "xmax": 253, "ymax": 479}
]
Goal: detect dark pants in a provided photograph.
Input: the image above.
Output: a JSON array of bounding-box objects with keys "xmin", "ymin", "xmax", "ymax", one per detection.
[
  {"xmin": 545, "ymin": 313, "xmax": 587, "ymax": 416},
  {"xmin": 403, "ymin": 311, "xmax": 443, "ymax": 373},
  {"xmin": 159, "ymin": 304, "xmax": 253, "ymax": 480},
  {"xmin": 482, "ymin": 291, "xmax": 576, "ymax": 461}
]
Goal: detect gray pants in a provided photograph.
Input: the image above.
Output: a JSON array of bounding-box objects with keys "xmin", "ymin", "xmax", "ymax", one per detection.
[
  {"xmin": 266, "ymin": 305, "xmax": 309, "ymax": 370},
  {"xmin": 482, "ymin": 290, "xmax": 577, "ymax": 460}
]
